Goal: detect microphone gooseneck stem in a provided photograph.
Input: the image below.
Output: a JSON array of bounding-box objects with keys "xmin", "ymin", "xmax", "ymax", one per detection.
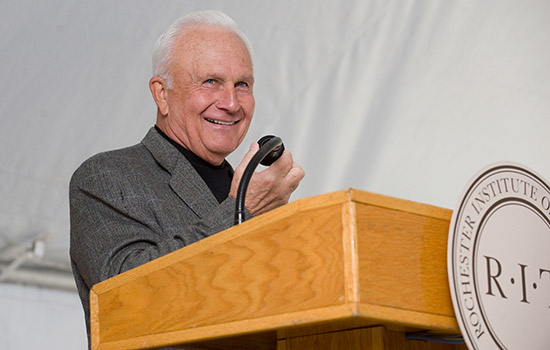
[{"xmin": 234, "ymin": 136, "xmax": 283, "ymax": 225}]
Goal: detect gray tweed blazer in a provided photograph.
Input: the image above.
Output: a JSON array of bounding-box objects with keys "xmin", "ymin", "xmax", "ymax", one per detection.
[{"xmin": 69, "ymin": 127, "xmax": 248, "ymax": 347}]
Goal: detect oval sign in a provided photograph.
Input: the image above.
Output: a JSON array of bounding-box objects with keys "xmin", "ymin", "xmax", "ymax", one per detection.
[{"xmin": 448, "ymin": 162, "xmax": 550, "ymax": 350}]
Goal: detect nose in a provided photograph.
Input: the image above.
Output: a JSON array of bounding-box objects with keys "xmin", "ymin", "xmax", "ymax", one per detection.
[{"xmin": 216, "ymin": 85, "xmax": 240, "ymax": 113}]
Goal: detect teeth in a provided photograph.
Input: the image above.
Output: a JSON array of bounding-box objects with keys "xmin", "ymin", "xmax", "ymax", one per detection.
[{"xmin": 206, "ymin": 118, "xmax": 236, "ymax": 125}]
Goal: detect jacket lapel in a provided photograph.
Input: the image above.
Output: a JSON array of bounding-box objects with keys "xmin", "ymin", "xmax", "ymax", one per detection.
[
  {"xmin": 169, "ymin": 157, "xmax": 219, "ymax": 218},
  {"xmin": 141, "ymin": 127, "xmax": 219, "ymax": 218}
]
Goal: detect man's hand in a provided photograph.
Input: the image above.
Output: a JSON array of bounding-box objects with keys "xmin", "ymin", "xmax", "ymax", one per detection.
[{"xmin": 229, "ymin": 142, "xmax": 305, "ymax": 216}]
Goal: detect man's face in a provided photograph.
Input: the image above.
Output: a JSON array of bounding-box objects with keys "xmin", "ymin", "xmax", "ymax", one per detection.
[{"xmin": 160, "ymin": 26, "xmax": 255, "ymax": 165}]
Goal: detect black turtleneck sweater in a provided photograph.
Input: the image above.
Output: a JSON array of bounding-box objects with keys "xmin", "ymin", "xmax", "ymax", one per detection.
[{"xmin": 154, "ymin": 126, "xmax": 233, "ymax": 203}]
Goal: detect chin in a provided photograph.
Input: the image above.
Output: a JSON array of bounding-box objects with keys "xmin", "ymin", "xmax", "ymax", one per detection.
[
  {"xmin": 208, "ymin": 138, "xmax": 242, "ymax": 154},
  {"xmin": 206, "ymin": 145, "xmax": 237, "ymax": 161}
]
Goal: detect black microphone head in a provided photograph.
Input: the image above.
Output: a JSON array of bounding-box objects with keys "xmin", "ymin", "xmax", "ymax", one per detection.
[{"xmin": 257, "ymin": 135, "xmax": 285, "ymax": 166}]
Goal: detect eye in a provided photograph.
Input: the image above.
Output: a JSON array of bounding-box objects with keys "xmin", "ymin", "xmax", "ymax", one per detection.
[
  {"xmin": 204, "ymin": 79, "xmax": 216, "ymax": 84},
  {"xmin": 236, "ymin": 81, "xmax": 249, "ymax": 88}
]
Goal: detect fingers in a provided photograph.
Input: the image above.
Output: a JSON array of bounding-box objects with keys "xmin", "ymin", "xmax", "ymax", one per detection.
[
  {"xmin": 267, "ymin": 151, "xmax": 305, "ymax": 190},
  {"xmin": 245, "ymin": 150, "xmax": 304, "ymax": 216},
  {"xmin": 286, "ymin": 162, "xmax": 305, "ymax": 192},
  {"xmin": 260, "ymin": 149, "xmax": 293, "ymax": 178},
  {"xmin": 229, "ymin": 141, "xmax": 304, "ymax": 218}
]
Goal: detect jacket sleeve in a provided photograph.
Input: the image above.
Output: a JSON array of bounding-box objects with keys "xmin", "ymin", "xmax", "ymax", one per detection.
[{"xmin": 69, "ymin": 155, "xmax": 245, "ymax": 290}]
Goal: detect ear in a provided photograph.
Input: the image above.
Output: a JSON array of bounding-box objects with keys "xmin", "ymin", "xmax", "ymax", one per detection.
[{"xmin": 149, "ymin": 76, "xmax": 169, "ymax": 116}]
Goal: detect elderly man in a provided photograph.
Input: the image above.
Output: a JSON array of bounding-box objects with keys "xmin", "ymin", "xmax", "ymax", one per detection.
[{"xmin": 69, "ymin": 10, "xmax": 304, "ymax": 347}]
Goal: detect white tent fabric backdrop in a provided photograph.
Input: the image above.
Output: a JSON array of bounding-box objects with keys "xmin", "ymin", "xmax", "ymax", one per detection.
[{"xmin": 1, "ymin": 0, "xmax": 549, "ymax": 348}]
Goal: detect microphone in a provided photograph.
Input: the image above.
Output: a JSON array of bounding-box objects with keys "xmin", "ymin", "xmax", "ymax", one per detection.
[
  {"xmin": 257, "ymin": 135, "xmax": 285, "ymax": 166},
  {"xmin": 234, "ymin": 135, "xmax": 285, "ymax": 225}
]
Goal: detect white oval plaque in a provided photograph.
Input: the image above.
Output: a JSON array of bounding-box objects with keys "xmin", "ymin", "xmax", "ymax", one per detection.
[{"xmin": 448, "ymin": 162, "xmax": 550, "ymax": 350}]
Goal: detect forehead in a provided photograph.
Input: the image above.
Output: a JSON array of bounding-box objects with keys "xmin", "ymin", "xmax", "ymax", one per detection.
[{"xmin": 171, "ymin": 25, "xmax": 253, "ymax": 76}]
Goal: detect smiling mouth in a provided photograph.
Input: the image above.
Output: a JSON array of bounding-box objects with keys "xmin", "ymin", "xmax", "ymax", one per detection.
[{"xmin": 205, "ymin": 118, "xmax": 237, "ymax": 126}]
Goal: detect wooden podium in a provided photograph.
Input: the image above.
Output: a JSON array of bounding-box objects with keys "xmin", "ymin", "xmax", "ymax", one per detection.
[{"xmin": 90, "ymin": 189, "xmax": 467, "ymax": 349}]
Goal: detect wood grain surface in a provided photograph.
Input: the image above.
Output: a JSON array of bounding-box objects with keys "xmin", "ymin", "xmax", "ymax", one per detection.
[{"xmin": 91, "ymin": 189, "xmax": 462, "ymax": 349}]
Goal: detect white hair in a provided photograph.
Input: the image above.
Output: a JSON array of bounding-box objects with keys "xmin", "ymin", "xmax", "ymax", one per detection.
[{"xmin": 152, "ymin": 10, "xmax": 254, "ymax": 89}]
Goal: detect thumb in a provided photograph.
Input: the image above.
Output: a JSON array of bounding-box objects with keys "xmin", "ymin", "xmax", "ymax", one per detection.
[
  {"xmin": 235, "ymin": 142, "xmax": 260, "ymax": 174},
  {"xmin": 230, "ymin": 142, "xmax": 260, "ymax": 198}
]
